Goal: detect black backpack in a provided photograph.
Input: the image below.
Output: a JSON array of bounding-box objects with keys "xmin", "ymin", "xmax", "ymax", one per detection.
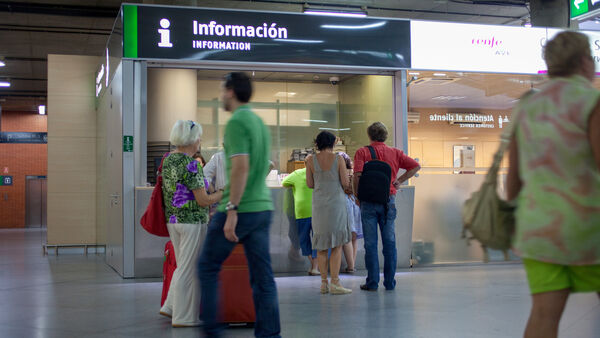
[{"xmin": 357, "ymin": 146, "xmax": 392, "ymax": 205}]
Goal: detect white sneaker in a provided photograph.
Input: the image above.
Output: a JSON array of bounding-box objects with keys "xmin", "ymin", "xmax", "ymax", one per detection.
[
  {"xmin": 308, "ymin": 269, "xmax": 320, "ymax": 276},
  {"xmin": 159, "ymin": 306, "xmax": 172, "ymax": 318}
]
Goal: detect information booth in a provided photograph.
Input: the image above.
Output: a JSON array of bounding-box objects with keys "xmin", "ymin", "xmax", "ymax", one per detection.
[
  {"xmin": 95, "ymin": 3, "xmax": 600, "ymax": 277},
  {"xmin": 98, "ymin": 4, "xmax": 415, "ymax": 278}
]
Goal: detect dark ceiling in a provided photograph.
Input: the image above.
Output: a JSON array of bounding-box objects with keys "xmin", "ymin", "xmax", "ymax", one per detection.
[{"xmin": 0, "ymin": 0, "xmax": 531, "ymax": 113}]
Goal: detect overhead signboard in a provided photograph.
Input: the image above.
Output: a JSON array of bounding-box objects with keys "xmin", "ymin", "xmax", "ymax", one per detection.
[
  {"xmin": 542, "ymin": 28, "xmax": 600, "ymax": 73},
  {"xmin": 122, "ymin": 4, "xmax": 411, "ymax": 68},
  {"xmin": 583, "ymin": 30, "xmax": 600, "ymax": 72},
  {"xmin": 0, "ymin": 132, "xmax": 48, "ymax": 144},
  {"xmin": 411, "ymin": 21, "xmax": 548, "ymax": 74}
]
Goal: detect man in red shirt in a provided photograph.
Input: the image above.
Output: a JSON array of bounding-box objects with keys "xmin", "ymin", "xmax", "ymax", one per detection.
[{"xmin": 353, "ymin": 122, "xmax": 420, "ymax": 291}]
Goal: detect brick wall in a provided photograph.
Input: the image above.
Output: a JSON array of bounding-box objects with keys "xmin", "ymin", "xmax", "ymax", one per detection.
[{"xmin": 0, "ymin": 111, "xmax": 48, "ymax": 228}]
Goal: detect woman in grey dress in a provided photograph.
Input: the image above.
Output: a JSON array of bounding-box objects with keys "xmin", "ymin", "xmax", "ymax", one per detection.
[{"xmin": 305, "ymin": 131, "xmax": 352, "ymax": 295}]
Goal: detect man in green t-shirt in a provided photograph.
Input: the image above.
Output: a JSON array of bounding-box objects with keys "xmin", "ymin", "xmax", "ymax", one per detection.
[
  {"xmin": 282, "ymin": 168, "xmax": 318, "ymax": 275},
  {"xmin": 198, "ymin": 72, "xmax": 280, "ymax": 338}
]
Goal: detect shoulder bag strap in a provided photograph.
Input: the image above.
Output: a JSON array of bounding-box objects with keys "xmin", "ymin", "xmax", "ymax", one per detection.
[
  {"xmin": 158, "ymin": 152, "xmax": 170, "ymax": 175},
  {"xmin": 485, "ymin": 96, "xmax": 525, "ymax": 183}
]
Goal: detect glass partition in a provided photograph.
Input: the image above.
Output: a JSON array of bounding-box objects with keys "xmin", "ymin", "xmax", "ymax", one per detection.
[
  {"xmin": 339, "ymin": 75, "xmax": 395, "ymax": 157},
  {"xmin": 192, "ymin": 71, "xmax": 394, "ymax": 176},
  {"xmin": 406, "ymin": 71, "xmax": 547, "ymax": 264}
]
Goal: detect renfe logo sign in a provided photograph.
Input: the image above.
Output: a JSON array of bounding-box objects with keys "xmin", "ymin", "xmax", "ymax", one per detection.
[
  {"xmin": 472, "ymin": 37, "xmax": 502, "ymax": 49},
  {"xmin": 123, "ymin": 4, "xmax": 411, "ymax": 68},
  {"xmin": 411, "ymin": 20, "xmax": 547, "ymax": 74}
]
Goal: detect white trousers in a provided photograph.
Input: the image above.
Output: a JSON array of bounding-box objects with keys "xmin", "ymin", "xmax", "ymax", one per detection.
[{"xmin": 161, "ymin": 222, "xmax": 207, "ymax": 326}]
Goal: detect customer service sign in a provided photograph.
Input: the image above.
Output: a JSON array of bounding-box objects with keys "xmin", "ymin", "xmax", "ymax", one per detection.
[{"xmin": 122, "ymin": 4, "xmax": 411, "ymax": 68}]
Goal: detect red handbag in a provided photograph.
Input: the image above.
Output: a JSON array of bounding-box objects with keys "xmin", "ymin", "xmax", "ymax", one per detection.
[
  {"xmin": 161, "ymin": 240, "xmax": 176, "ymax": 306},
  {"xmin": 140, "ymin": 154, "xmax": 170, "ymax": 237}
]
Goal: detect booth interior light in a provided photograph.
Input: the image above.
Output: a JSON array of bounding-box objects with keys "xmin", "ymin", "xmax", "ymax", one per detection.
[
  {"xmin": 38, "ymin": 105, "xmax": 46, "ymax": 115},
  {"xmin": 0, "ymin": 81, "xmax": 10, "ymax": 87},
  {"xmin": 321, "ymin": 22, "xmax": 385, "ymax": 29},
  {"xmin": 0, "ymin": 61, "xmax": 5, "ymax": 67},
  {"xmin": 303, "ymin": 8, "xmax": 367, "ymax": 18},
  {"xmin": 319, "ymin": 127, "xmax": 351, "ymax": 131},
  {"xmin": 408, "ymin": 72, "xmax": 420, "ymax": 75},
  {"xmin": 274, "ymin": 91, "xmax": 297, "ymax": 97},
  {"xmin": 433, "ymin": 73, "xmax": 447, "ymax": 77},
  {"xmin": 431, "ymin": 95, "xmax": 465, "ymax": 101},
  {"xmin": 302, "ymin": 119, "xmax": 328, "ymax": 123}
]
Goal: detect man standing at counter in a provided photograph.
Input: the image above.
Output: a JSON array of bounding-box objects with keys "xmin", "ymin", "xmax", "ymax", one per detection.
[
  {"xmin": 353, "ymin": 122, "xmax": 420, "ymax": 291},
  {"xmin": 198, "ymin": 72, "xmax": 281, "ymax": 337}
]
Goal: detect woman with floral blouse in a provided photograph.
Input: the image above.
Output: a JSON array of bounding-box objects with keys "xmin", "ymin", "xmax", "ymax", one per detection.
[{"xmin": 159, "ymin": 120, "xmax": 223, "ymax": 327}]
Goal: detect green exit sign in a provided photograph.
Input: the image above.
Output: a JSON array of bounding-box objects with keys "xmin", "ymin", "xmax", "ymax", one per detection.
[
  {"xmin": 571, "ymin": 0, "xmax": 589, "ymax": 18},
  {"xmin": 571, "ymin": 0, "xmax": 600, "ymax": 18},
  {"xmin": 123, "ymin": 135, "xmax": 133, "ymax": 152}
]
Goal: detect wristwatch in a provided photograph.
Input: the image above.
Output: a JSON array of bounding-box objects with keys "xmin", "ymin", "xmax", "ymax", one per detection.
[{"xmin": 225, "ymin": 201, "xmax": 238, "ymax": 211}]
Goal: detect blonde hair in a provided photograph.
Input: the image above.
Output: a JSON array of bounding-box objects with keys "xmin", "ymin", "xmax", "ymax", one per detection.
[
  {"xmin": 544, "ymin": 31, "xmax": 592, "ymax": 78},
  {"xmin": 169, "ymin": 120, "xmax": 202, "ymax": 146}
]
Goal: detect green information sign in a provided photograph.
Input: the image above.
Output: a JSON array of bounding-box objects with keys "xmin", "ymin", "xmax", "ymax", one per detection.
[
  {"xmin": 123, "ymin": 136, "xmax": 134, "ymax": 152},
  {"xmin": 571, "ymin": 0, "xmax": 589, "ymax": 18},
  {"xmin": 0, "ymin": 176, "xmax": 13, "ymax": 186}
]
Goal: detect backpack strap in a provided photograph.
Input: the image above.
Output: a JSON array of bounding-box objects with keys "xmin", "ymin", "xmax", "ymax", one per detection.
[{"xmin": 367, "ymin": 146, "xmax": 378, "ymax": 161}]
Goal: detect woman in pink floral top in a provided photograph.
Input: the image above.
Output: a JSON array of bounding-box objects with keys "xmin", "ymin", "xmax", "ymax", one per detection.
[
  {"xmin": 507, "ymin": 31, "xmax": 600, "ymax": 338},
  {"xmin": 159, "ymin": 120, "xmax": 222, "ymax": 327}
]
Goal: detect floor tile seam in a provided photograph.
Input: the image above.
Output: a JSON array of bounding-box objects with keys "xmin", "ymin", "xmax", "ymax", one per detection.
[
  {"xmin": 0, "ymin": 321, "xmax": 106, "ymax": 335},
  {"xmin": 0, "ymin": 275, "xmax": 122, "ymax": 292},
  {"xmin": 560, "ymin": 297, "xmax": 600, "ymax": 329},
  {"xmin": 558, "ymin": 314, "xmax": 592, "ymax": 333},
  {"xmin": 0, "ymin": 309, "xmax": 164, "ymax": 333},
  {"xmin": 97, "ymin": 318, "xmax": 173, "ymax": 334},
  {"xmin": 0, "ymin": 281, "xmax": 123, "ymax": 294},
  {"xmin": 0, "ymin": 324, "xmax": 91, "ymax": 335}
]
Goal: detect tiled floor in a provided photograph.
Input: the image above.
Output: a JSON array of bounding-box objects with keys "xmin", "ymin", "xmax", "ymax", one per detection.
[{"xmin": 0, "ymin": 229, "xmax": 598, "ymax": 338}]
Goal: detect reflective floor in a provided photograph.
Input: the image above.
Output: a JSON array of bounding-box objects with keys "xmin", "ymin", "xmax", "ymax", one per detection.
[{"xmin": 0, "ymin": 229, "xmax": 598, "ymax": 338}]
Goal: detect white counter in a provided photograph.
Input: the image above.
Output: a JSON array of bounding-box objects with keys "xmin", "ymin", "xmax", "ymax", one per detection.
[{"xmin": 133, "ymin": 185, "xmax": 415, "ymax": 278}]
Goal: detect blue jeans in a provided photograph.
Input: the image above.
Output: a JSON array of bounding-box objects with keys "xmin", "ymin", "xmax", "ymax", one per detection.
[
  {"xmin": 361, "ymin": 195, "xmax": 397, "ymax": 290},
  {"xmin": 198, "ymin": 211, "xmax": 281, "ymax": 338},
  {"xmin": 296, "ymin": 218, "xmax": 317, "ymax": 258}
]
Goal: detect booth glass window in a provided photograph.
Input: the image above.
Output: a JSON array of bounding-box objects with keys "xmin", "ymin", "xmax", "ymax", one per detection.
[
  {"xmin": 406, "ymin": 71, "xmax": 547, "ymax": 265},
  {"xmin": 147, "ymin": 68, "xmax": 394, "ymax": 183}
]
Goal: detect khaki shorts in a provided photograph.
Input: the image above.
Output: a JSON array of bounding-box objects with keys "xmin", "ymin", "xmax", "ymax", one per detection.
[{"xmin": 523, "ymin": 258, "xmax": 600, "ymax": 294}]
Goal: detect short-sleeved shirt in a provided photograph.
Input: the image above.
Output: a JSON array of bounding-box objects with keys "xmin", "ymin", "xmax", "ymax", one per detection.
[
  {"xmin": 281, "ymin": 168, "xmax": 312, "ymax": 219},
  {"xmin": 162, "ymin": 152, "xmax": 209, "ymax": 225},
  {"xmin": 218, "ymin": 105, "xmax": 274, "ymax": 213},
  {"xmin": 512, "ymin": 75, "xmax": 600, "ymax": 265},
  {"xmin": 354, "ymin": 141, "xmax": 420, "ymax": 195}
]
